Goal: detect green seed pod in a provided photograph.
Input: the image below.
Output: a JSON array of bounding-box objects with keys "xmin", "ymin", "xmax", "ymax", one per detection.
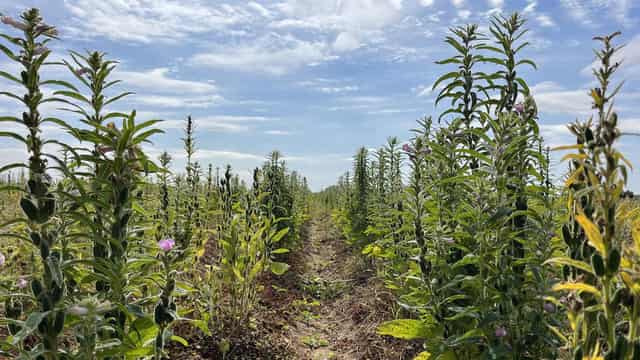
[
  {"xmin": 53, "ymin": 310, "xmax": 65, "ymax": 334},
  {"xmin": 30, "ymin": 232, "xmax": 41, "ymax": 246},
  {"xmin": 597, "ymin": 312, "xmax": 608, "ymax": 337},
  {"xmin": 607, "ymin": 248, "xmax": 621, "ymax": 275},
  {"xmin": 562, "ymin": 225, "xmax": 574, "ymax": 246},
  {"xmin": 31, "ymin": 278, "xmax": 43, "ymax": 297},
  {"xmin": 39, "ymin": 241, "xmax": 50, "ymax": 259},
  {"xmin": 20, "ymin": 197, "xmax": 39, "ymax": 221},
  {"xmin": 574, "ymin": 345, "xmax": 583, "ymax": 360},
  {"xmin": 612, "ymin": 287, "xmax": 625, "ymax": 309},
  {"xmin": 155, "ymin": 332, "xmax": 164, "ymax": 351},
  {"xmin": 615, "ymin": 335, "xmax": 628, "ymax": 358},
  {"xmin": 37, "ymin": 316, "xmax": 49, "ymax": 334},
  {"xmin": 633, "ymin": 341, "xmax": 640, "ymax": 360},
  {"xmin": 50, "ymin": 283, "xmax": 63, "ymax": 303},
  {"xmin": 154, "ymin": 303, "xmax": 166, "ymax": 325},
  {"xmin": 39, "ymin": 195, "xmax": 56, "ymax": 222},
  {"xmin": 592, "ymin": 252, "xmax": 606, "ymax": 277}
]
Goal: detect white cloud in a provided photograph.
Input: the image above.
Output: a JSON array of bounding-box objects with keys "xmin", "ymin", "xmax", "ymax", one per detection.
[
  {"xmin": 333, "ymin": 32, "xmax": 361, "ymax": 52},
  {"xmin": 116, "ymin": 68, "xmax": 217, "ymax": 94},
  {"xmin": 273, "ymin": 0, "xmax": 403, "ymax": 31},
  {"xmin": 560, "ymin": 0, "xmax": 635, "ymax": 27},
  {"xmin": 457, "ymin": 9, "xmax": 472, "ymax": 20},
  {"xmin": 419, "ymin": 0, "xmax": 435, "ymax": 6},
  {"xmin": 190, "ymin": 34, "xmax": 330, "ymax": 75},
  {"xmin": 451, "ymin": 0, "xmax": 465, "ymax": 8},
  {"xmin": 620, "ymin": 118, "xmax": 640, "ymax": 134},
  {"xmin": 531, "ymin": 81, "xmax": 591, "ymax": 115},
  {"xmin": 536, "ymin": 14, "xmax": 556, "ymax": 27},
  {"xmin": 132, "ymin": 94, "xmax": 224, "ymax": 108},
  {"xmin": 488, "ymin": 0, "xmax": 504, "ymax": 8},
  {"xmin": 265, "ymin": 130, "xmax": 293, "ymax": 135},
  {"xmin": 157, "ymin": 115, "xmax": 275, "ymax": 133},
  {"xmin": 319, "ymin": 86, "xmax": 360, "ymax": 94},
  {"xmin": 63, "ymin": 0, "xmax": 263, "ymax": 43}
]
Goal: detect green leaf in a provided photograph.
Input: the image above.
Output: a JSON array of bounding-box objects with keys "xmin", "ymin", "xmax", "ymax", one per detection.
[
  {"xmin": 544, "ymin": 257, "xmax": 594, "ymax": 275},
  {"xmin": 271, "ymin": 248, "xmax": 290, "ymax": 255},
  {"xmin": 270, "ymin": 261, "xmax": 290, "ymax": 275},
  {"xmin": 11, "ymin": 311, "xmax": 50, "ymax": 345},
  {"xmin": 377, "ymin": 319, "xmax": 434, "ymax": 340},
  {"xmin": 171, "ymin": 335, "xmax": 189, "ymax": 347}
]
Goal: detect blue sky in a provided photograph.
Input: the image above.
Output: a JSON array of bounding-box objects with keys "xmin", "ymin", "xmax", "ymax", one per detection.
[{"xmin": 0, "ymin": 0, "xmax": 639, "ymax": 191}]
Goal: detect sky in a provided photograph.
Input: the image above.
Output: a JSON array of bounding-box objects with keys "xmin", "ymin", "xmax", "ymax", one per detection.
[{"xmin": 0, "ymin": 0, "xmax": 639, "ymax": 191}]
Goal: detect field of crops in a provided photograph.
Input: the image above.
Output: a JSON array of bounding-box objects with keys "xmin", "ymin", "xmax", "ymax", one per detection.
[{"xmin": 1, "ymin": 6, "xmax": 640, "ymax": 360}]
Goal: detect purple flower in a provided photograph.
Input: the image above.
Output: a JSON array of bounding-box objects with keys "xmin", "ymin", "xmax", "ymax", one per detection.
[
  {"xmin": 158, "ymin": 238, "xmax": 175, "ymax": 252},
  {"xmin": 33, "ymin": 46, "xmax": 49, "ymax": 56},
  {"xmin": 35, "ymin": 23, "xmax": 57, "ymax": 36},
  {"xmin": 1, "ymin": 16, "xmax": 28, "ymax": 31},
  {"xmin": 495, "ymin": 326, "xmax": 507, "ymax": 338},
  {"xmin": 514, "ymin": 103, "xmax": 525, "ymax": 114},
  {"xmin": 402, "ymin": 143, "xmax": 413, "ymax": 153},
  {"xmin": 74, "ymin": 67, "xmax": 90, "ymax": 76},
  {"xmin": 543, "ymin": 302, "xmax": 556, "ymax": 313},
  {"xmin": 17, "ymin": 277, "xmax": 28, "ymax": 289},
  {"xmin": 0, "ymin": 252, "xmax": 5, "ymax": 266}
]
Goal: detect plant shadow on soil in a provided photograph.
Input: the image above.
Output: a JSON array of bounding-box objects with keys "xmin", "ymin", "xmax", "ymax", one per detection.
[{"xmin": 169, "ymin": 212, "xmax": 420, "ymax": 359}]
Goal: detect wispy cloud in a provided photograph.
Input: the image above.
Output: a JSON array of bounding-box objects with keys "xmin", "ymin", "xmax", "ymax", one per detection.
[
  {"xmin": 190, "ymin": 34, "xmax": 330, "ymax": 75},
  {"xmin": 63, "ymin": 0, "xmax": 264, "ymax": 43},
  {"xmin": 531, "ymin": 81, "xmax": 591, "ymax": 115},
  {"xmin": 157, "ymin": 115, "xmax": 276, "ymax": 133},
  {"xmin": 116, "ymin": 68, "xmax": 217, "ymax": 94}
]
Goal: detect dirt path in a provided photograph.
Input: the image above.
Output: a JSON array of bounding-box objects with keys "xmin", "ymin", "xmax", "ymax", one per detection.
[{"xmin": 286, "ymin": 212, "xmax": 418, "ymax": 360}]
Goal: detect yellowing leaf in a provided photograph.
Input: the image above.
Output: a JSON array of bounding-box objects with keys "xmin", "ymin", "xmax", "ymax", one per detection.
[
  {"xmin": 552, "ymin": 282, "xmax": 601, "ymax": 297},
  {"xmin": 575, "ymin": 214, "xmax": 605, "ymax": 255},
  {"xmin": 414, "ymin": 351, "xmax": 432, "ymax": 360},
  {"xmin": 544, "ymin": 257, "xmax": 593, "ymax": 275},
  {"xmin": 377, "ymin": 319, "xmax": 434, "ymax": 340},
  {"xmin": 552, "ymin": 144, "xmax": 583, "ymax": 151}
]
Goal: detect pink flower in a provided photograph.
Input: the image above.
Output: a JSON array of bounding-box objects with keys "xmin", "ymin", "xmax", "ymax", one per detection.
[
  {"xmin": 495, "ymin": 326, "xmax": 507, "ymax": 337},
  {"xmin": 35, "ymin": 23, "xmax": 57, "ymax": 36},
  {"xmin": 17, "ymin": 277, "xmax": 28, "ymax": 289},
  {"xmin": 74, "ymin": 67, "xmax": 90, "ymax": 76},
  {"xmin": 1, "ymin": 16, "xmax": 28, "ymax": 31},
  {"xmin": 0, "ymin": 252, "xmax": 5, "ymax": 266},
  {"xmin": 514, "ymin": 103, "xmax": 525, "ymax": 114},
  {"xmin": 158, "ymin": 238, "xmax": 175, "ymax": 252},
  {"xmin": 402, "ymin": 143, "xmax": 413, "ymax": 153},
  {"xmin": 543, "ymin": 302, "xmax": 556, "ymax": 313},
  {"xmin": 97, "ymin": 146, "xmax": 114, "ymax": 155},
  {"xmin": 33, "ymin": 46, "xmax": 49, "ymax": 56}
]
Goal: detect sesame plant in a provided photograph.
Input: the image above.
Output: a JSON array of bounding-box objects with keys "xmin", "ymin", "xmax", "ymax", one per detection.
[
  {"xmin": 0, "ymin": 9, "xmax": 71, "ymax": 359},
  {"xmin": 548, "ymin": 32, "xmax": 640, "ymax": 360}
]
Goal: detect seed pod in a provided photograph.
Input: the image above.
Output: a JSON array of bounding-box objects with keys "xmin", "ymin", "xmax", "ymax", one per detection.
[
  {"xmin": 597, "ymin": 312, "xmax": 608, "ymax": 338},
  {"xmin": 615, "ymin": 335, "xmax": 628, "ymax": 358},
  {"xmin": 39, "ymin": 241, "xmax": 50, "ymax": 259},
  {"xmin": 38, "ymin": 316, "xmax": 49, "ymax": 334},
  {"xmin": 562, "ymin": 225, "xmax": 574, "ymax": 246},
  {"xmin": 30, "ymin": 232, "xmax": 41, "ymax": 246},
  {"xmin": 573, "ymin": 345, "xmax": 583, "ymax": 360},
  {"xmin": 633, "ymin": 341, "xmax": 640, "ymax": 360},
  {"xmin": 39, "ymin": 195, "xmax": 55, "ymax": 222},
  {"xmin": 607, "ymin": 248, "xmax": 621, "ymax": 275},
  {"xmin": 592, "ymin": 253, "xmax": 606, "ymax": 277},
  {"xmin": 53, "ymin": 310, "xmax": 65, "ymax": 334},
  {"xmin": 20, "ymin": 197, "xmax": 39, "ymax": 221},
  {"xmin": 612, "ymin": 287, "xmax": 625, "ymax": 309},
  {"xmin": 31, "ymin": 278, "xmax": 43, "ymax": 297}
]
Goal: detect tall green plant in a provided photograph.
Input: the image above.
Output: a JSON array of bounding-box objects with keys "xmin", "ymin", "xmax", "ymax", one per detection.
[{"xmin": 0, "ymin": 9, "xmax": 70, "ymax": 359}]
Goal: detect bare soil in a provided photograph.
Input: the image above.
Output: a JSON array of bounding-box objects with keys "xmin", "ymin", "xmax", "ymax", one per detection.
[{"xmin": 171, "ymin": 211, "xmax": 421, "ymax": 359}]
